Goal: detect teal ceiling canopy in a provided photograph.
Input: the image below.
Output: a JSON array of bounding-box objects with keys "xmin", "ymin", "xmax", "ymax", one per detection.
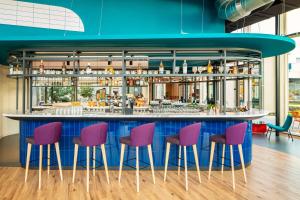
[{"xmin": 0, "ymin": 33, "xmax": 295, "ymax": 65}]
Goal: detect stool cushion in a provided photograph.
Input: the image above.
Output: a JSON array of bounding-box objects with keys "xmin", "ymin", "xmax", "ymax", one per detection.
[
  {"xmin": 120, "ymin": 136, "xmax": 131, "ymax": 145},
  {"xmin": 210, "ymin": 134, "xmax": 226, "ymax": 144},
  {"xmin": 73, "ymin": 137, "xmax": 83, "ymax": 146},
  {"xmin": 26, "ymin": 137, "xmax": 35, "ymax": 144},
  {"xmin": 166, "ymin": 134, "xmax": 180, "ymax": 145}
]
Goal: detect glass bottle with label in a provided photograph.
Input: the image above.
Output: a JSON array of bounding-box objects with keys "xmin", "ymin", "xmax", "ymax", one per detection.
[
  {"xmin": 39, "ymin": 60, "xmax": 44, "ymax": 74},
  {"xmin": 159, "ymin": 60, "xmax": 164, "ymax": 74},
  {"xmin": 62, "ymin": 62, "xmax": 66, "ymax": 74},
  {"xmin": 182, "ymin": 60, "xmax": 188, "ymax": 74},
  {"xmin": 207, "ymin": 60, "xmax": 212, "ymax": 74},
  {"xmin": 86, "ymin": 63, "xmax": 92, "ymax": 74}
]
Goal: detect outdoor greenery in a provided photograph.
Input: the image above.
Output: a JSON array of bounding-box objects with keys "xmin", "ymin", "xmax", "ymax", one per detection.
[
  {"xmin": 80, "ymin": 87, "xmax": 94, "ymax": 99},
  {"xmin": 47, "ymin": 86, "xmax": 74, "ymax": 102}
]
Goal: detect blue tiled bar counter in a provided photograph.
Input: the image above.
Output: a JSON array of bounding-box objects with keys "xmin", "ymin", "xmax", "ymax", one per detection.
[{"xmin": 5, "ymin": 112, "xmax": 267, "ymax": 169}]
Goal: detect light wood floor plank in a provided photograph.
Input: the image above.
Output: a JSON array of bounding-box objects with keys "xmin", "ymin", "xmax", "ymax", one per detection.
[{"xmin": 0, "ymin": 144, "xmax": 300, "ymax": 199}]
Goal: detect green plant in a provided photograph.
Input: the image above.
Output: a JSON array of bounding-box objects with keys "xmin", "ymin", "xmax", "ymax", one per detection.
[
  {"xmin": 207, "ymin": 103, "xmax": 215, "ymax": 110},
  {"xmin": 80, "ymin": 87, "xmax": 94, "ymax": 99}
]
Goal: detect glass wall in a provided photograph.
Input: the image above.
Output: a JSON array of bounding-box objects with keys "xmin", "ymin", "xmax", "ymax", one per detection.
[{"xmin": 287, "ymin": 8, "xmax": 300, "ymax": 117}]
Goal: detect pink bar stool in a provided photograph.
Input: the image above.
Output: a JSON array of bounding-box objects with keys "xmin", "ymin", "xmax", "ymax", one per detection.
[
  {"xmin": 208, "ymin": 122, "xmax": 248, "ymax": 190},
  {"xmin": 164, "ymin": 123, "xmax": 202, "ymax": 191},
  {"xmin": 24, "ymin": 122, "xmax": 63, "ymax": 190},
  {"xmin": 72, "ymin": 122, "xmax": 109, "ymax": 192},
  {"xmin": 118, "ymin": 123, "xmax": 155, "ymax": 192}
]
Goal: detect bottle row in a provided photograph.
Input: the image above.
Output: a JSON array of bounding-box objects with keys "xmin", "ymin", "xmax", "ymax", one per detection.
[{"xmin": 8, "ymin": 60, "xmax": 259, "ymax": 76}]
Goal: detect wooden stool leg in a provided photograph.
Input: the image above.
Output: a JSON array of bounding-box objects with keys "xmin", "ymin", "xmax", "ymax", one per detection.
[
  {"xmin": 208, "ymin": 142, "xmax": 215, "ymax": 180},
  {"xmin": 136, "ymin": 147, "xmax": 139, "ymax": 192},
  {"xmin": 163, "ymin": 142, "xmax": 171, "ymax": 182},
  {"xmin": 101, "ymin": 144, "xmax": 110, "ymax": 184},
  {"xmin": 25, "ymin": 143, "xmax": 32, "ymax": 183},
  {"xmin": 39, "ymin": 145, "xmax": 43, "ymax": 190},
  {"xmin": 72, "ymin": 144, "xmax": 78, "ymax": 183},
  {"xmin": 230, "ymin": 145, "xmax": 235, "ymax": 190},
  {"xmin": 55, "ymin": 142, "xmax": 63, "ymax": 181},
  {"xmin": 184, "ymin": 146, "xmax": 188, "ymax": 191},
  {"xmin": 178, "ymin": 145, "xmax": 181, "ymax": 176},
  {"xmin": 147, "ymin": 144, "xmax": 155, "ymax": 184},
  {"xmin": 47, "ymin": 144, "xmax": 50, "ymax": 175},
  {"xmin": 86, "ymin": 146, "xmax": 90, "ymax": 192},
  {"xmin": 221, "ymin": 144, "xmax": 225, "ymax": 174},
  {"xmin": 192, "ymin": 145, "xmax": 201, "ymax": 183},
  {"xmin": 238, "ymin": 144, "xmax": 247, "ymax": 183},
  {"xmin": 118, "ymin": 144, "xmax": 125, "ymax": 183},
  {"xmin": 93, "ymin": 146, "xmax": 96, "ymax": 177}
]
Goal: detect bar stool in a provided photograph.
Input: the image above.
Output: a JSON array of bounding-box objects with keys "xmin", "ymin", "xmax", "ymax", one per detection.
[
  {"xmin": 72, "ymin": 122, "xmax": 109, "ymax": 192},
  {"xmin": 164, "ymin": 123, "xmax": 202, "ymax": 191},
  {"xmin": 118, "ymin": 123, "xmax": 155, "ymax": 192},
  {"xmin": 24, "ymin": 122, "xmax": 63, "ymax": 190},
  {"xmin": 208, "ymin": 122, "xmax": 248, "ymax": 190}
]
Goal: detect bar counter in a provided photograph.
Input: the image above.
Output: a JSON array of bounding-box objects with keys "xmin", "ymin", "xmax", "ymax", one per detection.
[{"xmin": 4, "ymin": 111, "xmax": 268, "ymax": 169}]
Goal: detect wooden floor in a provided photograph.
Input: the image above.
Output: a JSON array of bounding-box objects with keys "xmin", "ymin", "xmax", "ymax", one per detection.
[{"xmin": 1, "ymin": 144, "xmax": 300, "ymax": 200}]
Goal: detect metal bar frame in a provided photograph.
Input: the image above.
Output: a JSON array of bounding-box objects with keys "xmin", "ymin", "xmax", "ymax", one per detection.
[{"xmin": 10, "ymin": 48, "xmax": 262, "ymax": 114}]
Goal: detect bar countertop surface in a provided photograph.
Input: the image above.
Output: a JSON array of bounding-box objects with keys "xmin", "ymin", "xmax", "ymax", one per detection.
[{"xmin": 3, "ymin": 110, "xmax": 268, "ymax": 121}]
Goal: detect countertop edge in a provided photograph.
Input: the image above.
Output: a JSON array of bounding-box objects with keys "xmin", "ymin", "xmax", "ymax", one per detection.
[{"xmin": 3, "ymin": 112, "xmax": 269, "ymax": 121}]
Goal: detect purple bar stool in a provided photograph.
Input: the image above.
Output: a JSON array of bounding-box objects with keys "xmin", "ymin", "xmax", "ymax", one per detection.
[
  {"xmin": 24, "ymin": 122, "xmax": 63, "ymax": 190},
  {"xmin": 208, "ymin": 122, "xmax": 248, "ymax": 190},
  {"xmin": 164, "ymin": 123, "xmax": 202, "ymax": 191},
  {"xmin": 118, "ymin": 123, "xmax": 155, "ymax": 192},
  {"xmin": 72, "ymin": 122, "xmax": 109, "ymax": 192}
]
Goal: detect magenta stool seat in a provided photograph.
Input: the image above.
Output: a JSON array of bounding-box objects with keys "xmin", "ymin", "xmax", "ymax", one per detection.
[
  {"xmin": 24, "ymin": 122, "xmax": 63, "ymax": 190},
  {"xmin": 118, "ymin": 123, "xmax": 155, "ymax": 192},
  {"xmin": 164, "ymin": 123, "xmax": 202, "ymax": 191},
  {"xmin": 72, "ymin": 122, "xmax": 109, "ymax": 192},
  {"xmin": 208, "ymin": 122, "xmax": 248, "ymax": 190}
]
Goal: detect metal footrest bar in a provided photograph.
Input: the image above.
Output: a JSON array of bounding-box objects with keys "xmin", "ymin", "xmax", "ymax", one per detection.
[
  {"xmin": 123, "ymin": 157, "xmax": 151, "ymax": 170},
  {"xmin": 213, "ymin": 156, "xmax": 241, "ymax": 167},
  {"xmin": 77, "ymin": 158, "xmax": 103, "ymax": 169},
  {"xmin": 29, "ymin": 157, "xmax": 58, "ymax": 166}
]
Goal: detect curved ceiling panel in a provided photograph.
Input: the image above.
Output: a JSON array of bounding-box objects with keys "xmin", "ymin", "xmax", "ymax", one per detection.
[{"xmin": 0, "ymin": 33, "xmax": 295, "ymax": 64}]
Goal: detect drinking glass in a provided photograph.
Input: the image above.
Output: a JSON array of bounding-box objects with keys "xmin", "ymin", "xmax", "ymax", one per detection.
[
  {"xmin": 197, "ymin": 67, "xmax": 202, "ymax": 74},
  {"xmin": 192, "ymin": 67, "xmax": 198, "ymax": 74}
]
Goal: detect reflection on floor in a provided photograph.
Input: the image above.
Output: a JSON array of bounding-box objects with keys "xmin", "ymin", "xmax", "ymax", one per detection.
[
  {"xmin": 0, "ymin": 133, "xmax": 299, "ymax": 166},
  {"xmin": 0, "ymin": 134, "xmax": 19, "ymax": 166},
  {"xmin": 253, "ymin": 133, "xmax": 300, "ymax": 158}
]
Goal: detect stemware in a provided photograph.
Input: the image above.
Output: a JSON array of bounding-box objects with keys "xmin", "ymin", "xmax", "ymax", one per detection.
[
  {"xmin": 197, "ymin": 66, "xmax": 202, "ymax": 74},
  {"xmin": 192, "ymin": 66, "xmax": 198, "ymax": 74}
]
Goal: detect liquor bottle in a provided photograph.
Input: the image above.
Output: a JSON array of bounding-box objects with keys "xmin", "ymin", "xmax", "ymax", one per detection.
[
  {"xmin": 136, "ymin": 77, "xmax": 140, "ymax": 86},
  {"xmin": 9, "ymin": 64, "xmax": 13, "ymax": 74},
  {"xmin": 207, "ymin": 60, "xmax": 212, "ymax": 74},
  {"xmin": 39, "ymin": 60, "xmax": 44, "ymax": 74},
  {"xmin": 233, "ymin": 65, "xmax": 237, "ymax": 74},
  {"xmin": 127, "ymin": 78, "xmax": 130, "ymax": 86},
  {"xmin": 182, "ymin": 60, "xmax": 187, "ymax": 74},
  {"xmin": 86, "ymin": 63, "xmax": 92, "ymax": 74},
  {"xmin": 129, "ymin": 77, "xmax": 134, "ymax": 86},
  {"xmin": 159, "ymin": 60, "xmax": 164, "ymax": 74},
  {"xmin": 137, "ymin": 63, "xmax": 142, "ymax": 75},
  {"xmin": 62, "ymin": 62, "xmax": 66, "ymax": 74},
  {"xmin": 140, "ymin": 77, "xmax": 144, "ymax": 86}
]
